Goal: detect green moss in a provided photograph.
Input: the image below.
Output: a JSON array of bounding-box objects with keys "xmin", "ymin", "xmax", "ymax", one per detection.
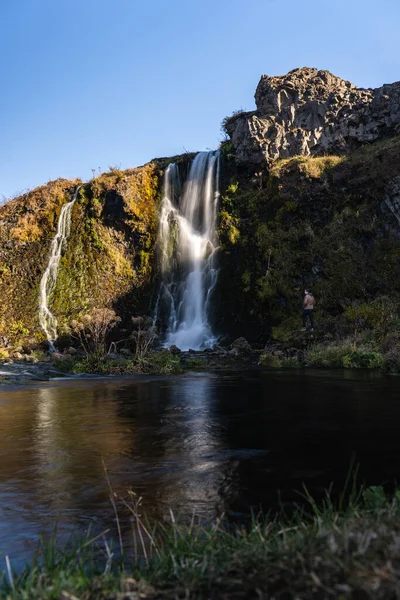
[
  {"xmin": 343, "ymin": 349, "xmax": 385, "ymax": 369},
  {"xmin": 216, "ymin": 134, "xmax": 400, "ymax": 342},
  {"xmin": 0, "ymin": 163, "xmax": 160, "ymax": 340}
]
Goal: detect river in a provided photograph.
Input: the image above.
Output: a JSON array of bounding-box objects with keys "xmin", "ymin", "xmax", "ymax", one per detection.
[{"xmin": 0, "ymin": 369, "xmax": 399, "ymax": 568}]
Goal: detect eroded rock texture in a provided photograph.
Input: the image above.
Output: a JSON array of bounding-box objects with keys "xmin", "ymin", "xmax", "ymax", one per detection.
[{"xmin": 225, "ymin": 67, "xmax": 400, "ymax": 164}]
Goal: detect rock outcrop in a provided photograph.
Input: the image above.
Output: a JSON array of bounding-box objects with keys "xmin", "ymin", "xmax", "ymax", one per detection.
[{"xmin": 225, "ymin": 67, "xmax": 400, "ymax": 164}]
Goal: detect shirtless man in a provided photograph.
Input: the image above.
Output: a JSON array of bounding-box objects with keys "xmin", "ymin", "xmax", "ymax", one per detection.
[{"xmin": 301, "ymin": 289, "xmax": 315, "ymax": 331}]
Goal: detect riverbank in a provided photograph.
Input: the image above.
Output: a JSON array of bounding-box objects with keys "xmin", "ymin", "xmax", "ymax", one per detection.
[
  {"xmin": 2, "ymin": 486, "xmax": 400, "ymax": 599},
  {"xmin": 1, "ymin": 327, "xmax": 400, "ymax": 385}
]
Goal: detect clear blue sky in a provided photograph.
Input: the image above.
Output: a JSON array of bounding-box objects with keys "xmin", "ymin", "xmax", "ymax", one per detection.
[{"xmin": 1, "ymin": 0, "xmax": 399, "ymax": 199}]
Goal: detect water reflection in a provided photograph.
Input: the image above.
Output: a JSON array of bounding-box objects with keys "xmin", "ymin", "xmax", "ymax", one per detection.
[{"xmin": 0, "ymin": 370, "xmax": 400, "ymax": 567}]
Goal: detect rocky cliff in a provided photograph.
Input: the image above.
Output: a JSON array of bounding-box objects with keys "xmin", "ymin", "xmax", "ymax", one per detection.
[{"xmin": 225, "ymin": 67, "xmax": 400, "ymax": 164}]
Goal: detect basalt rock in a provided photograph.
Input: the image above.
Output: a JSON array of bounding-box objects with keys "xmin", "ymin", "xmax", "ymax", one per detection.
[
  {"xmin": 231, "ymin": 337, "xmax": 252, "ymax": 352},
  {"xmin": 225, "ymin": 67, "xmax": 400, "ymax": 165}
]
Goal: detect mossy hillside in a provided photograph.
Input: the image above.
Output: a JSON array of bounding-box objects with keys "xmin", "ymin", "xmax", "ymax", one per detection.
[
  {"xmin": 0, "ymin": 164, "xmax": 160, "ymax": 341},
  {"xmin": 216, "ymin": 136, "xmax": 400, "ymax": 341},
  {"xmin": 51, "ymin": 163, "xmax": 160, "ymax": 330},
  {"xmin": 0, "ymin": 178, "xmax": 79, "ymax": 338}
]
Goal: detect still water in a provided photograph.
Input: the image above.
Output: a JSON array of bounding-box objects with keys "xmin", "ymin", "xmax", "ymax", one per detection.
[{"xmin": 0, "ymin": 369, "xmax": 399, "ymax": 565}]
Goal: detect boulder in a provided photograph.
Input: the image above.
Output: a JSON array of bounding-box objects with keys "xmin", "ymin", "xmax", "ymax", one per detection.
[
  {"xmin": 231, "ymin": 337, "xmax": 252, "ymax": 352},
  {"xmin": 67, "ymin": 346, "xmax": 78, "ymax": 355},
  {"xmin": 25, "ymin": 356, "xmax": 39, "ymax": 364},
  {"xmin": 12, "ymin": 352, "xmax": 24, "ymax": 360},
  {"xmin": 228, "ymin": 348, "xmax": 239, "ymax": 356},
  {"xmin": 225, "ymin": 67, "xmax": 400, "ymax": 165},
  {"xmin": 120, "ymin": 348, "xmax": 131, "ymax": 356},
  {"xmin": 168, "ymin": 345, "xmax": 181, "ymax": 355}
]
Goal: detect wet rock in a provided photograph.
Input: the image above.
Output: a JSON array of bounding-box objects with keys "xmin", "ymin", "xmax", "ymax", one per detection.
[
  {"xmin": 25, "ymin": 356, "xmax": 39, "ymax": 364},
  {"xmin": 168, "ymin": 345, "xmax": 181, "ymax": 355},
  {"xmin": 271, "ymin": 350, "xmax": 285, "ymax": 359},
  {"xmin": 231, "ymin": 337, "xmax": 252, "ymax": 352},
  {"xmin": 228, "ymin": 347, "xmax": 239, "ymax": 356},
  {"xmin": 51, "ymin": 352, "xmax": 65, "ymax": 361}
]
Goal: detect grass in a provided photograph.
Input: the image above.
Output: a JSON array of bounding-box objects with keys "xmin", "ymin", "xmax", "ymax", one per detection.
[
  {"xmin": 53, "ymin": 351, "xmax": 183, "ymax": 376},
  {"xmin": 305, "ymin": 343, "xmax": 385, "ymax": 369},
  {"xmin": 2, "ymin": 485, "xmax": 400, "ymax": 598}
]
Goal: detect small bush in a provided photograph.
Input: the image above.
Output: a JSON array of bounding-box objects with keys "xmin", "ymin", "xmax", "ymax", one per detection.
[
  {"xmin": 342, "ymin": 349, "xmax": 384, "ymax": 369},
  {"xmin": 305, "ymin": 344, "xmax": 351, "ymax": 368},
  {"xmin": 0, "ymin": 349, "xmax": 9, "ymax": 360},
  {"xmin": 70, "ymin": 308, "xmax": 121, "ymax": 359},
  {"xmin": 280, "ymin": 356, "xmax": 301, "ymax": 368},
  {"xmin": 258, "ymin": 353, "xmax": 282, "ymax": 367},
  {"xmin": 384, "ymin": 347, "xmax": 400, "ymax": 374},
  {"xmin": 146, "ymin": 352, "xmax": 182, "ymax": 375}
]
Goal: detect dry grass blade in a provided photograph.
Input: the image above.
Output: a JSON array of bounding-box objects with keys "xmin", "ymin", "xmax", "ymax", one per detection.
[{"xmin": 102, "ymin": 457, "xmax": 124, "ymax": 558}]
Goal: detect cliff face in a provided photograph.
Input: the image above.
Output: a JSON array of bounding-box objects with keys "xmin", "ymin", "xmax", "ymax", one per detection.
[
  {"xmin": 225, "ymin": 67, "xmax": 400, "ymax": 165},
  {"xmin": 0, "ymin": 165, "xmax": 160, "ymax": 342},
  {"xmin": 216, "ymin": 135, "xmax": 400, "ymax": 340},
  {"xmin": 2, "ymin": 68, "xmax": 400, "ymax": 347}
]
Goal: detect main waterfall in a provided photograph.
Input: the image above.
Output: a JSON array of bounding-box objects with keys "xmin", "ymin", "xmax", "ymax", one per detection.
[
  {"xmin": 38, "ymin": 185, "xmax": 81, "ymax": 351},
  {"xmin": 154, "ymin": 151, "xmax": 220, "ymax": 351}
]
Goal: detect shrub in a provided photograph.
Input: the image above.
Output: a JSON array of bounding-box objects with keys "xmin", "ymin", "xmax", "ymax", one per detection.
[
  {"xmin": 0, "ymin": 349, "xmax": 9, "ymax": 360},
  {"xmin": 305, "ymin": 344, "xmax": 352, "ymax": 368},
  {"xmin": 70, "ymin": 308, "xmax": 121, "ymax": 359},
  {"xmin": 146, "ymin": 352, "xmax": 182, "ymax": 375},
  {"xmin": 258, "ymin": 353, "xmax": 282, "ymax": 367},
  {"xmin": 130, "ymin": 317, "xmax": 156, "ymax": 358},
  {"xmin": 384, "ymin": 347, "xmax": 400, "ymax": 374},
  {"xmin": 280, "ymin": 357, "xmax": 301, "ymax": 368},
  {"xmin": 342, "ymin": 349, "xmax": 385, "ymax": 369},
  {"xmin": 9, "ymin": 320, "xmax": 29, "ymax": 340},
  {"xmin": 258, "ymin": 353, "xmax": 300, "ymax": 368}
]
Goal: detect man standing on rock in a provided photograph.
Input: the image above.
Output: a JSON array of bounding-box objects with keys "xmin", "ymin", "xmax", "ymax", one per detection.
[{"xmin": 301, "ymin": 289, "xmax": 315, "ymax": 331}]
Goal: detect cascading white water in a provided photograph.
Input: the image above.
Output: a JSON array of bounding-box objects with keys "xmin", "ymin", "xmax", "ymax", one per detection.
[
  {"xmin": 154, "ymin": 151, "xmax": 220, "ymax": 350},
  {"xmin": 38, "ymin": 185, "xmax": 81, "ymax": 351}
]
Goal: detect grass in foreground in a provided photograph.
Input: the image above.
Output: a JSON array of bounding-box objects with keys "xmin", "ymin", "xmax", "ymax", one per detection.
[{"xmin": 2, "ymin": 486, "xmax": 400, "ymax": 599}]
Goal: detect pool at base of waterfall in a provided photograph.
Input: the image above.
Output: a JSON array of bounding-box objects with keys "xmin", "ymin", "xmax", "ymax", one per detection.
[{"xmin": 0, "ymin": 369, "xmax": 400, "ymax": 567}]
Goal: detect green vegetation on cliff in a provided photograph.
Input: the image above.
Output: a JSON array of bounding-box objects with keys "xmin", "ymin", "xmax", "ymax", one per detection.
[
  {"xmin": 216, "ymin": 136, "xmax": 400, "ymax": 346},
  {"xmin": 0, "ymin": 164, "xmax": 160, "ymax": 342}
]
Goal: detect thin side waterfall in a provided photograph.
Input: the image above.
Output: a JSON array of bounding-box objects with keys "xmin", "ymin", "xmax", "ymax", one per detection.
[
  {"xmin": 38, "ymin": 185, "xmax": 81, "ymax": 351},
  {"xmin": 154, "ymin": 151, "xmax": 220, "ymax": 350}
]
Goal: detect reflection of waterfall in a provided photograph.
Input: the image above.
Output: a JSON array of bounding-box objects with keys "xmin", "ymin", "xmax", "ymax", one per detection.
[
  {"xmin": 154, "ymin": 151, "xmax": 220, "ymax": 350},
  {"xmin": 38, "ymin": 186, "xmax": 81, "ymax": 350}
]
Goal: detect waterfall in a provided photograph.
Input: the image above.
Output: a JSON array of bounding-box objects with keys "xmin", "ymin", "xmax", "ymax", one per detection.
[
  {"xmin": 38, "ymin": 185, "xmax": 81, "ymax": 351},
  {"xmin": 154, "ymin": 151, "xmax": 220, "ymax": 351}
]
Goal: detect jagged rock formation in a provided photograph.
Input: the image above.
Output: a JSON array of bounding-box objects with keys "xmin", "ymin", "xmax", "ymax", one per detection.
[{"xmin": 225, "ymin": 67, "xmax": 400, "ymax": 164}]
